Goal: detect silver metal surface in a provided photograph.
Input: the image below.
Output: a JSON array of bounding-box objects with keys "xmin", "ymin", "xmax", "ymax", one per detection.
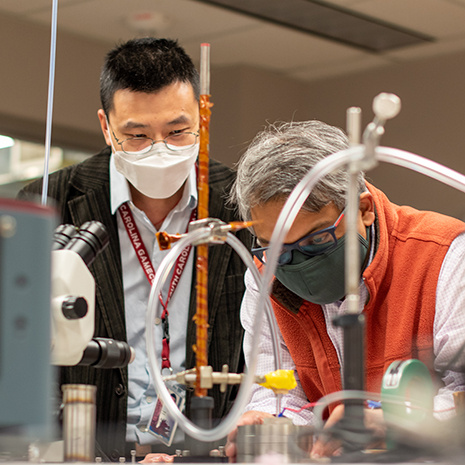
[
  {"xmin": 62, "ymin": 384, "xmax": 96, "ymax": 462},
  {"xmin": 236, "ymin": 417, "xmax": 304, "ymax": 463}
]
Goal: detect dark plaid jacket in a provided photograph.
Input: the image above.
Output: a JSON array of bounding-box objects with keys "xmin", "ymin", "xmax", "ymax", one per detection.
[{"xmin": 19, "ymin": 147, "xmax": 252, "ymax": 460}]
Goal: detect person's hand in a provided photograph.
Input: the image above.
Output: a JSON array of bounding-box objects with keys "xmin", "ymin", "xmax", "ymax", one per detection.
[
  {"xmin": 310, "ymin": 403, "xmax": 344, "ymax": 458},
  {"xmin": 225, "ymin": 410, "xmax": 274, "ymax": 463},
  {"xmin": 138, "ymin": 453, "xmax": 174, "ymax": 463},
  {"xmin": 310, "ymin": 404, "xmax": 386, "ymax": 459}
]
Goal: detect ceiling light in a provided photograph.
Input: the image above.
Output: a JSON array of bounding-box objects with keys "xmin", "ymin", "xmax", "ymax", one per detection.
[{"xmin": 0, "ymin": 136, "xmax": 14, "ymax": 150}]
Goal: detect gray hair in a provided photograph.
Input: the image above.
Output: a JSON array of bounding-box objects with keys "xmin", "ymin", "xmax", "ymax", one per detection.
[{"xmin": 230, "ymin": 120, "xmax": 366, "ymax": 221}]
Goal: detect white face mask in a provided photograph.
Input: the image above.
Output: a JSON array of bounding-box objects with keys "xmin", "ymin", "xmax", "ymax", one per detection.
[{"xmin": 112, "ymin": 140, "xmax": 199, "ymax": 199}]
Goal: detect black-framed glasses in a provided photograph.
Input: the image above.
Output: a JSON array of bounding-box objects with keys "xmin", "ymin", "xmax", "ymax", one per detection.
[
  {"xmin": 110, "ymin": 127, "xmax": 199, "ymax": 154},
  {"xmin": 252, "ymin": 209, "xmax": 345, "ymax": 266}
]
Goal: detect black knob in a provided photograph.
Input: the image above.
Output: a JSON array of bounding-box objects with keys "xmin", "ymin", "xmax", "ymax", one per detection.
[{"xmin": 61, "ymin": 296, "xmax": 88, "ymax": 319}]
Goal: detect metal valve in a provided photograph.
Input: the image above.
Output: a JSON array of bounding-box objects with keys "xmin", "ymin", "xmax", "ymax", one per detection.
[{"xmin": 188, "ymin": 218, "xmax": 232, "ymax": 245}]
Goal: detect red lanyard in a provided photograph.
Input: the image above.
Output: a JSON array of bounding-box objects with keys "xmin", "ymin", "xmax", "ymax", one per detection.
[{"xmin": 119, "ymin": 202, "xmax": 195, "ymax": 370}]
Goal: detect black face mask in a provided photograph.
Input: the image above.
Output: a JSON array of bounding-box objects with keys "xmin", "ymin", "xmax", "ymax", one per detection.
[{"xmin": 274, "ymin": 229, "xmax": 370, "ymax": 305}]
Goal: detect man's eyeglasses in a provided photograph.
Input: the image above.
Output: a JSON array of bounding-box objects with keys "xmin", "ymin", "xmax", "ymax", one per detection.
[
  {"xmin": 252, "ymin": 209, "xmax": 345, "ymax": 266},
  {"xmin": 110, "ymin": 128, "xmax": 199, "ymax": 154}
]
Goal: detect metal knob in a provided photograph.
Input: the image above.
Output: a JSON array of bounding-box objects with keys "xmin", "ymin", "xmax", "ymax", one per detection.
[{"xmin": 372, "ymin": 92, "xmax": 401, "ymax": 120}]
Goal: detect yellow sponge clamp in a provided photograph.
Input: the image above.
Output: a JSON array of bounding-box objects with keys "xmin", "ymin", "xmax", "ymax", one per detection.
[{"xmin": 258, "ymin": 369, "xmax": 297, "ymax": 394}]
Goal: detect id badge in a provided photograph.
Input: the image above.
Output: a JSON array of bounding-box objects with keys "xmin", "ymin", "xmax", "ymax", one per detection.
[{"xmin": 147, "ymin": 383, "xmax": 185, "ymax": 446}]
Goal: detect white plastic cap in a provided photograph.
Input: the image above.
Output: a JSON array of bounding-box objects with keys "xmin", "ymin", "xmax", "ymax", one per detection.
[{"xmin": 372, "ymin": 93, "xmax": 401, "ymax": 120}]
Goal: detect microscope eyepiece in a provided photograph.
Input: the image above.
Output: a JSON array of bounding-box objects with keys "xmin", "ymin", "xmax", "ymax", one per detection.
[
  {"xmin": 52, "ymin": 224, "xmax": 78, "ymax": 250},
  {"xmin": 63, "ymin": 221, "xmax": 109, "ymax": 267}
]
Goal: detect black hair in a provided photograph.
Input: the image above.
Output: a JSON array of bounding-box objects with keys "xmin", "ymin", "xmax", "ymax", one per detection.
[{"xmin": 100, "ymin": 37, "xmax": 200, "ymax": 115}]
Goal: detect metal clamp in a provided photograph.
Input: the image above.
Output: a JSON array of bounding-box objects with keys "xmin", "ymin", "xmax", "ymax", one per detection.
[
  {"xmin": 187, "ymin": 218, "xmax": 231, "ymax": 245},
  {"xmin": 362, "ymin": 92, "xmax": 402, "ymax": 171}
]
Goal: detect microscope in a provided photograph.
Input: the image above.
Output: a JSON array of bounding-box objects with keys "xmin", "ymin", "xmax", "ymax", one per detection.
[
  {"xmin": 51, "ymin": 220, "xmax": 133, "ymax": 369},
  {"xmin": 0, "ymin": 197, "xmax": 133, "ymax": 461}
]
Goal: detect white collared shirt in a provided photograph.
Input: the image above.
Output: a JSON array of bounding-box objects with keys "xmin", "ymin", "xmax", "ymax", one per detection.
[{"xmin": 110, "ymin": 155, "xmax": 197, "ymax": 445}]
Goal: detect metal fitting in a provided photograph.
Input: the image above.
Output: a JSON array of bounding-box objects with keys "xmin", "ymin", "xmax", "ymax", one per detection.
[{"xmin": 188, "ymin": 218, "xmax": 231, "ymax": 245}]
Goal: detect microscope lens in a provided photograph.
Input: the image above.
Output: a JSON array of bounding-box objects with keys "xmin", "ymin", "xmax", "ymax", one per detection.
[
  {"xmin": 52, "ymin": 224, "xmax": 78, "ymax": 250},
  {"xmin": 63, "ymin": 221, "xmax": 109, "ymax": 267}
]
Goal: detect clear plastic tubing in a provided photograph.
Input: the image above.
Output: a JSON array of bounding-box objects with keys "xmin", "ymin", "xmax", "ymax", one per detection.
[
  {"xmin": 145, "ymin": 228, "xmax": 281, "ymax": 442},
  {"xmin": 41, "ymin": 0, "xmax": 58, "ymax": 206},
  {"xmin": 312, "ymin": 390, "xmax": 381, "ymax": 430}
]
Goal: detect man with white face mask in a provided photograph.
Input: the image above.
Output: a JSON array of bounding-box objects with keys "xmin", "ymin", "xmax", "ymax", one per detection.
[{"xmin": 18, "ymin": 38, "xmax": 252, "ymax": 461}]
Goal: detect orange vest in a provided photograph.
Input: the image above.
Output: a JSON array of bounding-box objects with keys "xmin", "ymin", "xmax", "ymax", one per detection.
[{"xmin": 271, "ymin": 183, "xmax": 465, "ymax": 404}]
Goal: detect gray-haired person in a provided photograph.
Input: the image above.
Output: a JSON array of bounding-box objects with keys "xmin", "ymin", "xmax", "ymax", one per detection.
[{"xmin": 226, "ymin": 120, "xmax": 465, "ymax": 459}]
